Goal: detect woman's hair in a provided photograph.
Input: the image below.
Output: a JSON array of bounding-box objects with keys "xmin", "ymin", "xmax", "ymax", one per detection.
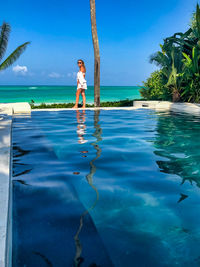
[{"xmin": 77, "ymin": 59, "xmax": 86, "ymax": 73}]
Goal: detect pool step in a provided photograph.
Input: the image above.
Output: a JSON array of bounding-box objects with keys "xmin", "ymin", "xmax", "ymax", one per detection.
[{"xmin": 0, "ymin": 103, "xmax": 31, "ymax": 115}]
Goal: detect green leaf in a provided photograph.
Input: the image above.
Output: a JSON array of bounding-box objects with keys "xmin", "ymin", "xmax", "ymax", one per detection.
[
  {"xmin": 0, "ymin": 41, "xmax": 30, "ymax": 71},
  {"xmin": 0, "ymin": 22, "xmax": 11, "ymax": 61},
  {"xmin": 182, "ymin": 52, "xmax": 192, "ymax": 63},
  {"xmin": 192, "ymin": 46, "xmax": 199, "ymax": 73},
  {"xmin": 181, "ymin": 90, "xmax": 187, "ymax": 97}
]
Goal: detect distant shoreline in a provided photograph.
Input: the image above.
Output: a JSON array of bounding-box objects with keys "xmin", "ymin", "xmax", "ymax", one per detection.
[
  {"xmin": 0, "ymin": 85, "xmax": 141, "ymax": 87},
  {"xmin": 0, "ymin": 85, "xmax": 141, "ymax": 104}
]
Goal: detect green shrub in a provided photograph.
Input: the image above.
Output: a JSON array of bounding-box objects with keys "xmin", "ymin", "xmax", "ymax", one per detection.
[{"xmin": 140, "ymin": 70, "xmax": 171, "ymax": 101}]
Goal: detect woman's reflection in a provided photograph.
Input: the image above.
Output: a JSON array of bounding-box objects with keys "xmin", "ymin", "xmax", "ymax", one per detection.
[
  {"xmin": 76, "ymin": 110, "xmax": 88, "ymax": 144},
  {"xmin": 74, "ymin": 110, "xmax": 102, "ymax": 267}
]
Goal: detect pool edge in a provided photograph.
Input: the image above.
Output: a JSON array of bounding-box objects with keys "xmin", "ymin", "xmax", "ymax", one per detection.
[
  {"xmin": 0, "ymin": 102, "xmax": 31, "ymax": 267},
  {"xmin": 0, "ymin": 116, "xmax": 12, "ymax": 267}
]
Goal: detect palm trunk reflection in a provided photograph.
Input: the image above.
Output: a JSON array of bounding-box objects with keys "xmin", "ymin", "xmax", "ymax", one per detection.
[{"xmin": 74, "ymin": 110, "xmax": 102, "ymax": 267}]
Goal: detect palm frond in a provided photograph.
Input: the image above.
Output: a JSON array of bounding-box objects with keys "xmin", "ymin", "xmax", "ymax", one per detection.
[
  {"xmin": 167, "ymin": 49, "xmax": 177, "ymax": 87},
  {"xmin": 0, "ymin": 41, "xmax": 30, "ymax": 71},
  {"xmin": 170, "ymin": 29, "xmax": 192, "ymax": 40},
  {"xmin": 149, "ymin": 51, "xmax": 169, "ymax": 67},
  {"xmin": 0, "ymin": 22, "xmax": 11, "ymax": 61}
]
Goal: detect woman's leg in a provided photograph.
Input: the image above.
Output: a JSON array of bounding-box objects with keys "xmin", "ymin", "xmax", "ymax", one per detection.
[
  {"xmin": 73, "ymin": 89, "xmax": 82, "ymax": 108},
  {"xmin": 81, "ymin": 89, "xmax": 86, "ymax": 108}
]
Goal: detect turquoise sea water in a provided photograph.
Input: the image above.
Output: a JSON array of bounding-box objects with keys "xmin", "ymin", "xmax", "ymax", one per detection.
[
  {"xmin": 0, "ymin": 85, "xmax": 141, "ymax": 103},
  {"xmin": 12, "ymin": 109, "xmax": 200, "ymax": 266}
]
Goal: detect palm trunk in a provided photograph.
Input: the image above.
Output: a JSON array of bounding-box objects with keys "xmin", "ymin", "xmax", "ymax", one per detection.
[
  {"xmin": 90, "ymin": 0, "xmax": 100, "ymax": 107},
  {"xmin": 172, "ymin": 88, "xmax": 180, "ymax": 102}
]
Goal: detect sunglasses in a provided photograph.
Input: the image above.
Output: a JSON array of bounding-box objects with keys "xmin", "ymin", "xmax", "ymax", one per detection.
[{"xmin": 77, "ymin": 62, "xmax": 82, "ymax": 65}]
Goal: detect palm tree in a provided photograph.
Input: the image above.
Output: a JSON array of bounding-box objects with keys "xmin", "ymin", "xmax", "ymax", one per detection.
[
  {"xmin": 0, "ymin": 22, "xmax": 30, "ymax": 71},
  {"xmin": 150, "ymin": 37, "xmax": 188, "ymax": 102},
  {"xmin": 90, "ymin": 0, "xmax": 100, "ymax": 107},
  {"xmin": 150, "ymin": 47, "xmax": 180, "ymax": 102}
]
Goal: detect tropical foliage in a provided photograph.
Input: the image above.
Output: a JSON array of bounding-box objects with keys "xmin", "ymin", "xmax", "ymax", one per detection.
[
  {"xmin": 0, "ymin": 22, "xmax": 30, "ymax": 71},
  {"xmin": 140, "ymin": 4, "xmax": 200, "ymax": 103}
]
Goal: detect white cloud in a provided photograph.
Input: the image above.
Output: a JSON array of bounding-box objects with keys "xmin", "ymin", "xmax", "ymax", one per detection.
[
  {"xmin": 48, "ymin": 72, "xmax": 64, "ymax": 78},
  {"xmin": 12, "ymin": 65, "xmax": 28, "ymax": 75}
]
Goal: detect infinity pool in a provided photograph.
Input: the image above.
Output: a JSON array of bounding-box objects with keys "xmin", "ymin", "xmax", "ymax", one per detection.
[{"xmin": 12, "ymin": 109, "xmax": 200, "ymax": 266}]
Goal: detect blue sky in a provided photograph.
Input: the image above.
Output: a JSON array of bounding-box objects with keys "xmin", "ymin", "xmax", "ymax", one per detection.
[{"xmin": 0, "ymin": 0, "xmax": 198, "ymax": 85}]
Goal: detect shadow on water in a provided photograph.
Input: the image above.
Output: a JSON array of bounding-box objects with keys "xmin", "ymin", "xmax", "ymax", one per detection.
[
  {"xmin": 13, "ymin": 179, "xmax": 31, "ymax": 186},
  {"xmin": 12, "ymin": 145, "xmax": 32, "ymax": 180},
  {"xmin": 73, "ymin": 110, "xmax": 101, "ymax": 267},
  {"xmin": 12, "ymin": 144, "xmax": 30, "ymax": 158},
  {"xmin": 154, "ymin": 112, "xmax": 200, "ymax": 192},
  {"xmin": 33, "ymin": 251, "xmax": 53, "ymax": 267}
]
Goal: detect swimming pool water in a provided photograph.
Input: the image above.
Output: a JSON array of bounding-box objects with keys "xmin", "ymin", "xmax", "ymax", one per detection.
[{"xmin": 12, "ymin": 109, "xmax": 200, "ymax": 266}]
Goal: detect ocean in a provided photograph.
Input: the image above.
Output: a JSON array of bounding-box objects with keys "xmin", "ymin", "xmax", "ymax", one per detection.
[{"xmin": 0, "ymin": 86, "xmax": 141, "ymax": 104}]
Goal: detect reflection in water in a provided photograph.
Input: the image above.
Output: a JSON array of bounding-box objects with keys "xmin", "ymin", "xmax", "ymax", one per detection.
[
  {"xmin": 74, "ymin": 110, "xmax": 102, "ymax": 267},
  {"xmin": 33, "ymin": 251, "xmax": 53, "ymax": 267},
  {"xmin": 13, "ymin": 168, "xmax": 32, "ymax": 177},
  {"xmin": 13, "ymin": 145, "xmax": 30, "ymax": 158},
  {"xmin": 13, "ymin": 179, "xmax": 30, "ymax": 186},
  {"xmin": 12, "ymin": 109, "xmax": 200, "ymax": 266},
  {"xmin": 177, "ymin": 193, "xmax": 188, "ymax": 203},
  {"xmin": 76, "ymin": 110, "xmax": 88, "ymax": 144},
  {"xmin": 154, "ymin": 112, "xmax": 200, "ymax": 195},
  {"xmin": 12, "ymin": 145, "xmax": 32, "ymax": 178}
]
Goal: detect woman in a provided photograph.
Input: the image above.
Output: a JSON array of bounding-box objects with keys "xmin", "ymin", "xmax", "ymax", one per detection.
[{"xmin": 73, "ymin": 59, "xmax": 87, "ymax": 109}]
